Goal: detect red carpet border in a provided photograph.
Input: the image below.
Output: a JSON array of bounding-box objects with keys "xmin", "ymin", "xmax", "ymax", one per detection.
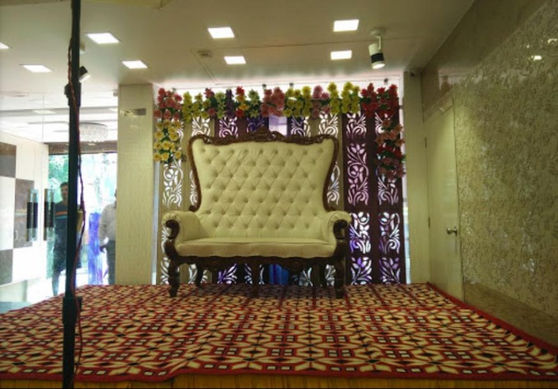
[{"xmin": 0, "ymin": 283, "xmax": 557, "ymax": 383}]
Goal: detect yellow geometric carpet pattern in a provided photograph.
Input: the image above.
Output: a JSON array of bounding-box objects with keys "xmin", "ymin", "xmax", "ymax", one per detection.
[{"xmin": 0, "ymin": 283, "xmax": 557, "ymax": 383}]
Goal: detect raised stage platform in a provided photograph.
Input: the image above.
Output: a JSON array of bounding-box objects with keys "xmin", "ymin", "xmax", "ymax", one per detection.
[{"xmin": 1, "ymin": 283, "xmax": 557, "ymax": 388}]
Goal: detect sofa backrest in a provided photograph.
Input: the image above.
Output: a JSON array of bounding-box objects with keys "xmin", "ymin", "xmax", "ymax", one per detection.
[{"xmin": 189, "ymin": 132, "xmax": 337, "ymax": 239}]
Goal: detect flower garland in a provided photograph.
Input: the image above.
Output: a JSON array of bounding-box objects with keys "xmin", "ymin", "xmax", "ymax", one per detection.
[
  {"xmin": 371, "ymin": 85, "xmax": 405, "ymax": 178},
  {"xmin": 153, "ymin": 88, "xmax": 183, "ymax": 163},
  {"xmin": 155, "ymin": 82, "xmax": 405, "ymax": 178}
]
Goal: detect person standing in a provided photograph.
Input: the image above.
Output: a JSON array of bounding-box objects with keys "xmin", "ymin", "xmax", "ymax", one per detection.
[
  {"xmin": 99, "ymin": 190, "xmax": 117, "ymax": 285},
  {"xmin": 52, "ymin": 182, "xmax": 68, "ymax": 296}
]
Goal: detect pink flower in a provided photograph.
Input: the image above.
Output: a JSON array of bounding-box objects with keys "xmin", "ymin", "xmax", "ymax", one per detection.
[
  {"xmin": 175, "ymin": 94, "xmax": 182, "ymax": 102},
  {"xmin": 261, "ymin": 104, "xmax": 270, "ymax": 117},
  {"xmin": 154, "ymin": 109, "xmax": 162, "ymax": 118},
  {"xmin": 311, "ymin": 107, "xmax": 320, "ymax": 119},
  {"xmin": 236, "ymin": 86, "xmax": 245, "ymax": 96},
  {"xmin": 312, "ymin": 85, "xmax": 323, "ymax": 99},
  {"xmin": 207, "ymin": 107, "xmax": 216, "ymax": 117},
  {"xmin": 158, "ymin": 88, "xmax": 165, "ymax": 96},
  {"xmin": 173, "ymin": 112, "xmax": 180, "ymax": 120},
  {"xmin": 320, "ymin": 92, "xmax": 330, "ymax": 100},
  {"xmin": 204, "ymin": 88, "xmax": 214, "ymax": 98},
  {"xmin": 163, "ymin": 110, "xmax": 171, "ymax": 119}
]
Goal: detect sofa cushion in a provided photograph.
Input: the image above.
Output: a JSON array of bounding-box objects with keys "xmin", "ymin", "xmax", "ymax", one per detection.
[
  {"xmin": 176, "ymin": 237, "xmax": 335, "ymax": 258},
  {"xmin": 191, "ymin": 138, "xmax": 336, "ymax": 240}
]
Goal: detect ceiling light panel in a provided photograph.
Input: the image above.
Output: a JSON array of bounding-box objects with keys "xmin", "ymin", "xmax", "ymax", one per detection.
[
  {"xmin": 0, "ymin": 42, "xmax": 9, "ymax": 49},
  {"xmin": 224, "ymin": 56, "xmax": 246, "ymax": 65},
  {"xmin": 330, "ymin": 50, "xmax": 352, "ymax": 60},
  {"xmin": 122, "ymin": 60, "xmax": 148, "ymax": 69},
  {"xmin": 33, "ymin": 109, "xmax": 56, "ymax": 114},
  {"xmin": 333, "ymin": 19, "xmax": 359, "ymax": 32},
  {"xmin": 22, "ymin": 65, "xmax": 51, "ymax": 73},
  {"xmin": 208, "ymin": 27, "xmax": 235, "ymax": 39},
  {"xmin": 87, "ymin": 32, "xmax": 119, "ymax": 44}
]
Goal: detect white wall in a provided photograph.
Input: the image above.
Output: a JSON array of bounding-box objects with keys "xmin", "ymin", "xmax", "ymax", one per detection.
[{"xmin": 402, "ymin": 71, "xmax": 431, "ymax": 283}]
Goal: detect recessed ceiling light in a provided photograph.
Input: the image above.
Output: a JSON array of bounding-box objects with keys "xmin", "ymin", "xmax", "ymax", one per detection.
[
  {"xmin": 330, "ymin": 50, "xmax": 352, "ymax": 60},
  {"xmin": 122, "ymin": 60, "xmax": 148, "ymax": 69},
  {"xmin": 0, "ymin": 42, "xmax": 9, "ymax": 49},
  {"xmin": 333, "ymin": 19, "xmax": 359, "ymax": 32},
  {"xmin": 22, "ymin": 64, "xmax": 52, "ymax": 73},
  {"xmin": 208, "ymin": 27, "xmax": 235, "ymax": 39},
  {"xmin": 224, "ymin": 56, "xmax": 246, "ymax": 65},
  {"xmin": 547, "ymin": 38, "xmax": 557, "ymax": 44},
  {"xmin": 33, "ymin": 109, "xmax": 56, "ymax": 115},
  {"xmin": 87, "ymin": 32, "xmax": 119, "ymax": 44},
  {"xmin": 531, "ymin": 55, "xmax": 543, "ymax": 61}
]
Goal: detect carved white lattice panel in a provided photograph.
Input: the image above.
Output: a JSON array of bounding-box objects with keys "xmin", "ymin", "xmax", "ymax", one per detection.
[
  {"xmin": 379, "ymin": 212, "xmax": 401, "ymax": 255},
  {"xmin": 380, "ymin": 257, "xmax": 401, "ymax": 284},
  {"xmin": 219, "ymin": 116, "xmax": 238, "ymax": 138},
  {"xmin": 318, "ymin": 113, "xmax": 339, "ymax": 136},
  {"xmin": 192, "ymin": 117, "xmax": 211, "ymax": 136},
  {"xmin": 291, "ymin": 117, "xmax": 310, "ymax": 137},
  {"xmin": 378, "ymin": 175, "xmax": 399, "ymax": 206},
  {"xmin": 346, "ymin": 113, "xmax": 366, "ymax": 137},
  {"xmin": 350, "ymin": 256, "xmax": 372, "ymax": 284},
  {"xmin": 327, "ymin": 162, "xmax": 340, "ymax": 205},
  {"xmin": 346, "ymin": 143, "xmax": 369, "ymax": 206},
  {"xmin": 161, "ymin": 160, "xmax": 183, "ymax": 208},
  {"xmin": 349, "ymin": 212, "xmax": 371, "ymax": 254}
]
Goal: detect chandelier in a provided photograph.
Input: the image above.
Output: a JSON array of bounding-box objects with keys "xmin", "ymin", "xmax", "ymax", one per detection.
[{"xmin": 80, "ymin": 122, "xmax": 109, "ymax": 143}]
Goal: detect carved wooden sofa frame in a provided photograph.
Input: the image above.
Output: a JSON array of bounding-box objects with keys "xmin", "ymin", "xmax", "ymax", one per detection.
[{"xmin": 163, "ymin": 129, "xmax": 350, "ymax": 297}]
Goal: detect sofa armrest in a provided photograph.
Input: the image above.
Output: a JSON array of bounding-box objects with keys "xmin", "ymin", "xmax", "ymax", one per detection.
[
  {"xmin": 321, "ymin": 211, "xmax": 352, "ymax": 244},
  {"xmin": 162, "ymin": 211, "xmax": 203, "ymax": 242}
]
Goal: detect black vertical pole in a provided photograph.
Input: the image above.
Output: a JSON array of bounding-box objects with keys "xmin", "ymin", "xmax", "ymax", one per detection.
[{"xmin": 63, "ymin": 0, "xmax": 81, "ymax": 387}]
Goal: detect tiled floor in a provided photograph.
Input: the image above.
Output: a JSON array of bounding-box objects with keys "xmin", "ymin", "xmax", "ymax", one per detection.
[
  {"xmin": 464, "ymin": 281, "xmax": 558, "ymax": 347},
  {"xmin": 0, "ymin": 271, "xmax": 93, "ymax": 313}
]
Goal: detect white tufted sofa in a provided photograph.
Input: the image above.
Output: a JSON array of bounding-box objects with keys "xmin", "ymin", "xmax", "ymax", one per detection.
[{"xmin": 163, "ymin": 130, "xmax": 351, "ymax": 297}]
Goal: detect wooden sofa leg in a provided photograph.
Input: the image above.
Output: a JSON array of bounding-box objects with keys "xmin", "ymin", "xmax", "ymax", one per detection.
[
  {"xmin": 195, "ymin": 265, "xmax": 204, "ymax": 287},
  {"xmin": 333, "ymin": 259, "xmax": 345, "ymax": 298},
  {"xmin": 250, "ymin": 264, "xmax": 260, "ymax": 296},
  {"xmin": 168, "ymin": 261, "xmax": 180, "ymax": 297}
]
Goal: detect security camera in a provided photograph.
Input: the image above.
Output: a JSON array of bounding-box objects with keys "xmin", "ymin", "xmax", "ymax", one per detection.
[{"xmin": 368, "ymin": 41, "xmax": 385, "ymax": 69}]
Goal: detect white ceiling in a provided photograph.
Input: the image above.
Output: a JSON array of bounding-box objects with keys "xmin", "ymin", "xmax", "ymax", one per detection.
[{"xmin": 0, "ymin": 0, "xmax": 473, "ymax": 143}]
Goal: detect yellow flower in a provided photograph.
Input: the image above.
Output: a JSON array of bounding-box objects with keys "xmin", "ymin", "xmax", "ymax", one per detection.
[
  {"xmin": 174, "ymin": 150, "xmax": 182, "ymax": 160},
  {"xmin": 154, "ymin": 130, "xmax": 164, "ymax": 141},
  {"xmin": 153, "ymin": 153, "xmax": 161, "ymax": 162},
  {"xmin": 169, "ymin": 132, "xmax": 179, "ymax": 142},
  {"xmin": 154, "ymin": 141, "xmax": 162, "ymax": 150},
  {"xmin": 162, "ymin": 140, "xmax": 172, "ymax": 150},
  {"xmin": 160, "ymin": 152, "xmax": 170, "ymax": 162}
]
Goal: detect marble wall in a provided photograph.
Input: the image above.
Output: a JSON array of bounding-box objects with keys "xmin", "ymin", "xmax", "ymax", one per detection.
[{"xmin": 422, "ymin": 0, "xmax": 558, "ymax": 317}]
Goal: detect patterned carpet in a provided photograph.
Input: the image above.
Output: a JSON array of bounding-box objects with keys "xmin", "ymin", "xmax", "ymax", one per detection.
[{"xmin": 0, "ymin": 283, "xmax": 557, "ymax": 384}]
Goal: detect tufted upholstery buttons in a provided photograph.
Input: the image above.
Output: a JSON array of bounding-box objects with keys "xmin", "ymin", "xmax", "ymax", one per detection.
[{"xmin": 191, "ymin": 139, "xmax": 335, "ymax": 239}]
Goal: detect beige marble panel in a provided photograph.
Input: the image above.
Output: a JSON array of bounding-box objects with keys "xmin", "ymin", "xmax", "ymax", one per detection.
[
  {"xmin": 427, "ymin": 0, "xmax": 558, "ymax": 318},
  {"xmin": 421, "ymin": 0, "xmax": 545, "ymax": 116}
]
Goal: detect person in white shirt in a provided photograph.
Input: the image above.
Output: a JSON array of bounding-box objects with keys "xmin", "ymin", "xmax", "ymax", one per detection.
[{"xmin": 99, "ymin": 190, "xmax": 117, "ymax": 284}]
